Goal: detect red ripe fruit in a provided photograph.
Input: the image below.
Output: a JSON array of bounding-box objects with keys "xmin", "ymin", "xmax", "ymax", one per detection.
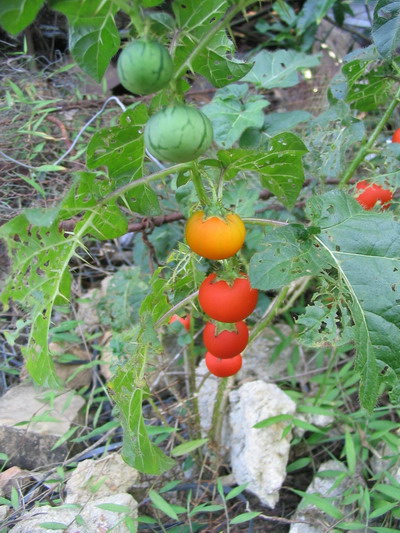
[
  {"xmin": 203, "ymin": 321, "xmax": 249, "ymax": 359},
  {"xmin": 205, "ymin": 352, "xmax": 242, "ymax": 378},
  {"xmin": 169, "ymin": 314, "xmax": 191, "ymax": 332},
  {"xmin": 198, "ymin": 273, "xmax": 258, "ymax": 323},
  {"xmin": 392, "ymin": 128, "xmax": 400, "ymax": 143},
  {"xmin": 355, "ymin": 180, "xmax": 392, "ymax": 210}
]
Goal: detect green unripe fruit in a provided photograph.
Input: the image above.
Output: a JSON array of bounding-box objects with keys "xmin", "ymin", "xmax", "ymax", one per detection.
[
  {"xmin": 117, "ymin": 40, "xmax": 173, "ymax": 95},
  {"xmin": 144, "ymin": 105, "xmax": 213, "ymax": 163}
]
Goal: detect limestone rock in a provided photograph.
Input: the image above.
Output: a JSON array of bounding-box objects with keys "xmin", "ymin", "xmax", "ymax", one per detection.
[
  {"xmin": 229, "ymin": 380, "xmax": 296, "ymax": 507},
  {"xmin": 10, "ymin": 493, "xmax": 138, "ymax": 533},
  {"xmin": 0, "ymin": 467, "xmax": 32, "ymax": 498},
  {"xmin": 0, "ymin": 383, "xmax": 84, "ymax": 470},
  {"xmin": 289, "ymin": 460, "xmax": 348, "ymax": 533},
  {"xmin": 65, "ymin": 453, "xmax": 140, "ymax": 504}
]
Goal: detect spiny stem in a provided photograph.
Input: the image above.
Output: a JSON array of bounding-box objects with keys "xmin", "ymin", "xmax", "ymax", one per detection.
[
  {"xmin": 100, "ymin": 162, "xmax": 192, "ymax": 205},
  {"xmin": 191, "ymin": 168, "xmax": 210, "ymax": 207},
  {"xmin": 242, "ymin": 217, "xmax": 289, "ymax": 227},
  {"xmin": 339, "ymin": 82, "xmax": 400, "ymax": 187},
  {"xmin": 208, "ymin": 376, "xmax": 230, "ymax": 447}
]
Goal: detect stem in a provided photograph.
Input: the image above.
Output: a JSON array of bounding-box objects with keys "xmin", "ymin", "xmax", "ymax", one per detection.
[
  {"xmin": 242, "ymin": 217, "xmax": 289, "ymax": 227},
  {"xmin": 173, "ymin": 0, "xmax": 253, "ymax": 81},
  {"xmin": 208, "ymin": 376, "xmax": 230, "ymax": 447},
  {"xmin": 100, "ymin": 162, "xmax": 192, "ymax": 205},
  {"xmin": 338, "ymin": 83, "xmax": 400, "ymax": 188},
  {"xmin": 191, "ymin": 168, "xmax": 210, "ymax": 207}
]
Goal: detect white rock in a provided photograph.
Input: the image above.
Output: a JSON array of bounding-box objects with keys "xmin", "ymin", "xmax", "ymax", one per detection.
[
  {"xmin": 229, "ymin": 380, "xmax": 296, "ymax": 507},
  {"xmin": 289, "ymin": 459, "xmax": 348, "ymax": 533},
  {"xmin": 11, "ymin": 493, "xmax": 137, "ymax": 533},
  {"xmin": 370, "ymin": 442, "xmax": 400, "ymax": 484},
  {"xmin": 65, "ymin": 453, "xmax": 140, "ymax": 504}
]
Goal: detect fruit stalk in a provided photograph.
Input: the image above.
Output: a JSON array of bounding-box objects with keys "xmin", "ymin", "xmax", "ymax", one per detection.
[{"xmin": 339, "ymin": 83, "xmax": 400, "ymax": 188}]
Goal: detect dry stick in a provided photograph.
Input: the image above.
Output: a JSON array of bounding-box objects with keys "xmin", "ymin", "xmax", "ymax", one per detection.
[{"xmin": 338, "ymin": 82, "xmax": 400, "ymax": 187}]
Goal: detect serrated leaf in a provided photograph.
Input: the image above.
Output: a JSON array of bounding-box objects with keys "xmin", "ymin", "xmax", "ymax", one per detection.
[
  {"xmin": 171, "ymin": 438, "xmax": 208, "ymax": 457},
  {"xmin": 306, "ymin": 190, "xmax": 400, "ymax": 409},
  {"xmin": 372, "ymin": 0, "xmax": 400, "ymax": 58},
  {"xmin": 0, "ymin": 0, "xmax": 44, "ymax": 34},
  {"xmin": 109, "ymin": 365, "xmax": 175, "ymax": 475},
  {"xmin": 50, "ymin": 0, "xmax": 120, "ymax": 81},
  {"xmin": 249, "ymin": 225, "xmax": 330, "ymax": 291},
  {"xmin": 202, "ymin": 84, "xmax": 268, "ymax": 148},
  {"xmin": 243, "ymin": 49, "xmax": 320, "ymax": 89},
  {"xmin": 217, "ymin": 132, "xmax": 307, "ymax": 208}
]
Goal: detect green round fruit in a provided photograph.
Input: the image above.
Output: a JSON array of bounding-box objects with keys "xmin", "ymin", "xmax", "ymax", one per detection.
[
  {"xmin": 144, "ymin": 105, "xmax": 213, "ymax": 163},
  {"xmin": 117, "ymin": 40, "xmax": 173, "ymax": 95}
]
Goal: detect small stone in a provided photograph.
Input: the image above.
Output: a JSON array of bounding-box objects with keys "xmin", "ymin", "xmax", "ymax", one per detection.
[
  {"xmin": 10, "ymin": 493, "xmax": 137, "ymax": 533},
  {"xmin": 65, "ymin": 453, "xmax": 140, "ymax": 504},
  {"xmin": 0, "ymin": 383, "xmax": 84, "ymax": 470},
  {"xmin": 289, "ymin": 460, "xmax": 348, "ymax": 533},
  {"xmin": 0, "ymin": 467, "xmax": 32, "ymax": 498},
  {"xmin": 229, "ymin": 380, "xmax": 296, "ymax": 507}
]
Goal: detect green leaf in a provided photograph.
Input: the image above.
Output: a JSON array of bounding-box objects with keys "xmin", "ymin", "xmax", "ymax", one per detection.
[
  {"xmin": 98, "ymin": 267, "xmax": 149, "ymax": 332},
  {"xmin": 171, "ymin": 438, "xmax": 208, "ymax": 457},
  {"xmin": 173, "ymin": 0, "xmax": 250, "ymax": 87},
  {"xmin": 249, "ymin": 225, "xmax": 330, "ymax": 291},
  {"xmin": 39, "ymin": 523, "xmax": 68, "ymax": 530},
  {"xmin": 148, "ymin": 490, "xmax": 178, "ymax": 520},
  {"xmin": 230, "ymin": 512, "xmax": 261, "ymax": 524},
  {"xmin": 292, "ymin": 490, "xmax": 344, "ymax": 519},
  {"xmin": 374, "ymin": 483, "xmax": 400, "ymax": 501},
  {"xmin": 372, "ymin": 0, "xmax": 400, "ymax": 58},
  {"xmin": 109, "ymin": 366, "xmax": 174, "ymax": 475},
  {"xmin": 202, "ymin": 84, "xmax": 269, "ymax": 148},
  {"xmin": 344, "ymin": 430, "xmax": 356, "ymax": 475},
  {"xmin": 226, "ymin": 483, "xmax": 249, "ymax": 500},
  {"xmin": 0, "ymin": 0, "xmax": 44, "ymax": 34},
  {"xmin": 51, "ymin": 426, "xmax": 79, "ymax": 450},
  {"xmin": 95, "ymin": 503, "xmax": 132, "ymax": 513},
  {"xmin": 190, "ymin": 504, "xmax": 224, "ymax": 515},
  {"xmin": 243, "ymin": 49, "xmax": 320, "ymax": 89},
  {"xmin": 286, "ymin": 457, "xmax": 312, "ymax": 472},
  {"xmin": 253, "ymin": 414, "xmax": 293, "ymax": 429},
  {"xmin": 342, "ymin": 60, "xmax": 394, "ymax": 111},
  {"xmin": 263, "ymin": 110, "xmax": 312, "ymax": 137},
  {"xmin": 217, "ymin": 132, "xmax": 307, "ymax": 208},
  {"xmin": 296, "ymin": 0, "xmax": 336, "ymax": 31},
  {"xmin": 50, "ymin": 0, "xmax": 120, "ymax": 81},
  {"xmin": 306, "ymin": 190, "xmax": 400, "ymax": 410},
  {"xmin": 305, "ymin": 102, "xmax": 365, "ymax": 178}
]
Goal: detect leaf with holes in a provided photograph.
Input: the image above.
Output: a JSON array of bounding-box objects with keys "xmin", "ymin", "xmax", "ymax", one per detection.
[
  {"xmin": 340, "ymin": 59, "xmax": 394, "ymax": 111},
  {"xmin": 202, "ymin": 83, "xmax": 269, "ymax": 148},
  {"xmin": 306, "ymin": 190, "xmax": 400, "ymax": 410},
  {"xmin": 50, "ymin": 0, "xmax": 120, "ymax": 81},
  {"xmin": 372, "ymin": 0, "xmax": 400, "ymax": 58},
  {"xmin": 249, "ymin": 225, "xmax": 331, "ymax": 290},
  {"xmin": 243, "ymin": 49, "xmax": 320, "ymax": 89},
  {"xmin": 216, "ymin": 133, "xmax": 308, "ymax": 208}
]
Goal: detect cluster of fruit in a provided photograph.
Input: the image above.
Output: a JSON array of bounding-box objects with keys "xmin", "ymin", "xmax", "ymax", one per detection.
[
  {"xmin": 354, "ymin": 128, "xmax": 399, "ymax": 210},
  {"xmin": 118, "ymin": 39, "xmax": 213, "ymax": 163}
]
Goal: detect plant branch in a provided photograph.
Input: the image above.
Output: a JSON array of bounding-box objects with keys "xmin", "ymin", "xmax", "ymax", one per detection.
[
  {"xmin": 339, "ymin": 83, "xmax": 400, "ymax": 187},
  {"xmin": 243, "ymin": 217, "xmax": 289, "ymax": 227}
]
